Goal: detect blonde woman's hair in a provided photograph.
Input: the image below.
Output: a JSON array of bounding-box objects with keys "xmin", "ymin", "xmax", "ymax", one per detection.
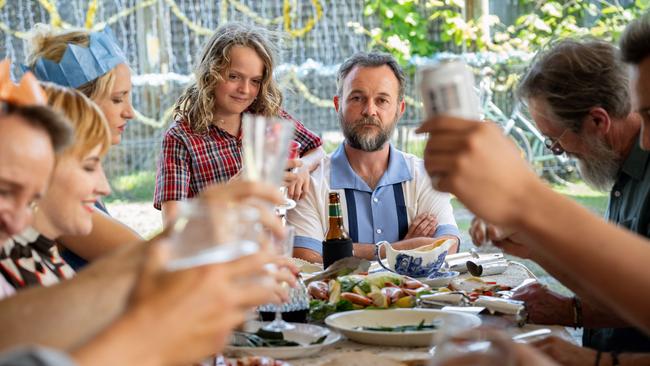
[
  {"xmin": 40, "ymin": 82, "xmax": 111, "ymax": 159},
  {"xmin": 174, "ymin": 22, "xmax": 283, "ymax": 134},
  {"xmin": 26, "ymin": 25, "xmax": 117, "ymax": 101}
]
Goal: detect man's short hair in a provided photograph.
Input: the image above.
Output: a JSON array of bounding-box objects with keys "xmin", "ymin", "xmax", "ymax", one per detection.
[
  {"xmin": 517, "ymin": 38, "xmax": 630, "ymax": 131},
  {"xmin": 620, "ymin": 13, "xmax": 650, "ymax": 65},
  {"xmin": 336, "ymin": 52, "xmax": 406, "ymax": 101},
  {"xmin": 1, "ymin": 102, "xmax": 72, "ymax": 152}
]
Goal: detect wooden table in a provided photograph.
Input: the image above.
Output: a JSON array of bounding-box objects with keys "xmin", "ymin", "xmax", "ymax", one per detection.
[
  {"xmin": 288, "ymin": 260, "xmax": 575, "ymax": 365},
  {"xmin": 224, "ymin": 260, "xmax": 575, "ymax": 365}
]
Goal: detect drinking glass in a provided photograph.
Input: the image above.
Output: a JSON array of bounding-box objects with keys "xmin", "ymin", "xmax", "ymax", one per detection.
[
  {"xmin": 165, "ymin": 200, "xmax": 262, "ymax": 271},
  {"xmin": 262, "ymin": 226, "xmax": 297, "ymax": 332},
  {"xmin": 430, "ymin": 316, "xmax": 516, "ymax": 366},
  {"xmin": 241, "ymin": 114, "xmax": 295, "ymax": 187}
]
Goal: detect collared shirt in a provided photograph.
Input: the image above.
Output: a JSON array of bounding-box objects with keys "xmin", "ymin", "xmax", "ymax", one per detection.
[
  {"xmin": 288, "ymin": 144, "xmax": 459, "ymax": 254},
  {"xmin": 153, "ymin": 110, "xmax": 322, "ymax": 209},
  {"xmin": 583, "ymin": 138, "xmax": 650, "ymax": 352},
  {"xmin": 0, "ymin": 227, "xmax": 75, "ymax": 292}
]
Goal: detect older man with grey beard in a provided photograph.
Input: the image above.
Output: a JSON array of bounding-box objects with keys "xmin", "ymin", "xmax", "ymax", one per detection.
[
  {"xmin": 470, "ymin": 38, "xmax": 650, "ymax": 359},
  {"xmin": 288, "ymin": 52, "xmax": 460, "ymax": 264}
]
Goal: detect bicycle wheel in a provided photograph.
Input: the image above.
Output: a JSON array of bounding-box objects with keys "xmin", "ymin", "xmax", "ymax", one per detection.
[{"xmin": 542, "ymin": 157, "xmax": 577, "ymax": 186}]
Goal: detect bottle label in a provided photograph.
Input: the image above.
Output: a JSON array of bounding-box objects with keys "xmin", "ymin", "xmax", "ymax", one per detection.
[{"xmin": 329, "ymin": 204, "xmax": 341, "ymax": 217}]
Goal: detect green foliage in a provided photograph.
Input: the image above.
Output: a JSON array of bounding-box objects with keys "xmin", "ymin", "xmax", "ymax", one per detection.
[
  {"xmin": 357, "ymin": 0, "xmax": 650, "ymax": 65},
  {"xmin": 107, "ymin": 170, "xmax": 156, "ymax": 203},
  {"xmin": 355, "ymin": 0, "xmax": 436, "ymax": 65},
  {"xmin": 498, "ymin": 0, "xmax": 650, "ymax": 52}
]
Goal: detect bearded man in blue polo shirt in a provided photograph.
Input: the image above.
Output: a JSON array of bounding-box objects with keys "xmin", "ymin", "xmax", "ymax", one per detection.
[{"xmin": 288, "ymin": 52, "xmax": 460, "ymax": 264}]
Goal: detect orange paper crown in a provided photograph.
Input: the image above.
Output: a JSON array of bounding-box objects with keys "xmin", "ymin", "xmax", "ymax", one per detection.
[{"xmin": 0, "ymin": 59, "xmax": 47, "ymax": 106}]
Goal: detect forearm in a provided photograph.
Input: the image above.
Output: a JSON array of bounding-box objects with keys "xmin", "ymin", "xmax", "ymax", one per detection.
[
  {"xmin": 354, "ymin": 238, "xmax": 436, "ymax": 260},
  {"xmin": 70, "ymin": 308, "xmax": 159, "ymax": 366},
  {"xmin": 161, "ymin": 201, "xmax": 180, "ymax": 229},
  {"xmin": 58, "ymin": 210, "xmax": 142, "ymax": 261},
  {"xmin": 526, "ymin": 251, "xmax": 620, "ymax": 323},
  {"xmin": 0, "ymin": 242, "xmax": 146, "ymax": 351},
  {"xmin": 295, "ymin": 236, "xmax": 452, "ymax": 263},
  {"xmin": 515, "ymin": 181, "xmax": 650, "ymax": 333},
  {"xmin": 300, "ymin": 147, "xmax": 325, "ymax": 172},
  {"xmin": 293, "ymin": 247, "xmax": 323, "ymax": 263}
]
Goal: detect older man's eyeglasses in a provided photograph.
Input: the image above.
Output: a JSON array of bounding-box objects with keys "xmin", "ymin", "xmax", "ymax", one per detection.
[{"xmin": 543, "ymin": 129, "xmax": 569, "ymax": 156}]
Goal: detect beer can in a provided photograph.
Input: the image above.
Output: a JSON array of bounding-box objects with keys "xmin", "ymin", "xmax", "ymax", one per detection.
[{"xmin": 418, "ymin": 59, "xmax": 481, "ymax": 120}]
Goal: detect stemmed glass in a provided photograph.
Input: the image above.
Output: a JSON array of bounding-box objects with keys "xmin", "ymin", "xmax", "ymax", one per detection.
[
  {"xmin": 262, "ymin": 226, "xmax": 296, "ymax": 332},
  {"xmin": 241, "ymin": 114, "xmax": 294, "ymax": 187}
]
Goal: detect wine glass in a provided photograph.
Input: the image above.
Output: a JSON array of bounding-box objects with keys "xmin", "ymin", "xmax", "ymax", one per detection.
[
  {"xmin": 262, "ymin": 226, "xmax": 297, "ymax": 332},
  {"xmin": 165, "ymin": 200, "xmax": 262, "ymax": 271},
  {"xmin": 241, "ymin": 114, "xmax": 294, "ymax": 187}
]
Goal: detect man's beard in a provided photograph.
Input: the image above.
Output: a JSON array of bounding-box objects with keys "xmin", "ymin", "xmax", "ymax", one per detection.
[
  {"xmin": 572, "ymin": 135, "xmax": 621, "ymax": 192},
  {"xmin": 339, "ymin": 111, "xmax": 398, "ymax": 152}
]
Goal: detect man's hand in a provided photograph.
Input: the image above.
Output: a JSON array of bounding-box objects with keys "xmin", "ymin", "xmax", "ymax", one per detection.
[
  {"xmin": 532, "ymin": 336, "xmax": 596, "ymax": 366},
  {"xmin": 434, "ymin": 329, "xmax": 558, "ymax": 366},
  {"xmin": 511, "ymin": 283, "xmax": 573, "ymax": 326},
  {"xmin": 404, "ymin": 213, "xmax": 438, "ymax": 239},
  {"xmin": 416, "ymin": 117, "xmax": 541, "ymax": 227},
  {"xmin": 284, "ymin": 159, "xmax": 310, "ymax": 201}
]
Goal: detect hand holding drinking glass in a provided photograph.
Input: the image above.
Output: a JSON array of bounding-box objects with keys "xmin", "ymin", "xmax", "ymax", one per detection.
[
  {"xmin": 165, "ymin": 200, "xmax": 263, "ymax": 271},
  {"xmin": 431, "ymin": 322, "xmax": 517, "ymax": 366}
]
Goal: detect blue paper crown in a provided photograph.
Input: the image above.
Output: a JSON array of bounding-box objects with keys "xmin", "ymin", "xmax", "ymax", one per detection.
[{"xmin": 22, "ymin": 27, "xmax": 127, "ymax": 88}]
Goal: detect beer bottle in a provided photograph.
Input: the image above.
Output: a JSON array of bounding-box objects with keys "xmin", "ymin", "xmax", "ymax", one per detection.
[{"xmin": 322, "ymin": 192, "xmax": 353, "ymax": 268}]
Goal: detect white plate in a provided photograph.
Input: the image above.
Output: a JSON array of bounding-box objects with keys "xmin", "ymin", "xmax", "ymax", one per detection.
[
  {"xmin": 225, "ymin": 321, "xmax": 340, "ymax": 359},
  {"xmin": 325, "ymin": 308, "xmax": 481, "ymax": 347}
]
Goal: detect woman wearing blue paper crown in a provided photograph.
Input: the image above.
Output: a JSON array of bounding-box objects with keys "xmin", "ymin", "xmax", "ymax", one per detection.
[{"xmin": 23, "ymin": 25, "xmax": 141, "ymax": 269}]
